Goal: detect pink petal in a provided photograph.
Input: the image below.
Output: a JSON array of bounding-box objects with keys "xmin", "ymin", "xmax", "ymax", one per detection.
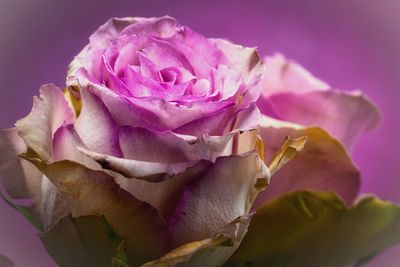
[
  {"xmin": 259, "ymin": 90, "xmax": 381, "ymax": 147},
  {"xmin": 253, "ymin": 116, "xmax": 360, "ymax": 209},
  {"xmin": 261, "ymin": 53, "xmax": 329, "ymax": 96},
  {"xmin": 75, "ymin": 87, "xmax": 121, "ymax": 156},
  {"xmin": 169, "ymin": 153, "xmax": 269, "ymax": 247},
  {"xmin": 259, "ymin": 54, "xmax": 381, "ymax": 147},
  {"xmin": 211, "ymin": 38, "xmax": 264, "ymax": 85},
  {"xmin": 0, "ymin": 128, "xmax": 41, "ymax": 199},
  {"xmin": 15, "ymin": 84, "xmax": 73, "ymax": 161}
]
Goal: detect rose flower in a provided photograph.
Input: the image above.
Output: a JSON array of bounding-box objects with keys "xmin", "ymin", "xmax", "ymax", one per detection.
[{"xmin": 1, "ymin": 16, "xmax": 399, "ymax": 267}]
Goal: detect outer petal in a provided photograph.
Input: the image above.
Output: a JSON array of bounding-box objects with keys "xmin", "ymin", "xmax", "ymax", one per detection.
[
  {"xmin": 142, "ymin": 215, "xmax": 251, "ymax": 267},
  {"xmin": 15, "ymin": 84, "xmax": 73, "ymax": 161},
  {"xmin": 0, "ymin": 128, "xmax": 41, "ymax": 198},
  {"xmin": 258, "ymin": 54, "xmax": 381, "ymax": 148},
  {"xmin": 112, "ymin": 160, "xmax": 213, "ymax": 222},
  {"xmin": 261, "ymin": 53, "xmax": 329, "ymax": 96},
  {"xmin": 39, "ymin": 215, "xmax": 125, "ymax": 267},
  {"xmin": 0, "ymin": 128, "xmax": 68, "ymax": 231},
  {"xmin": 80, "ymin": 122, "xmax": 264, "ymax": 184},
  {"xmin": 228, "ymin": 191, "xmax": 400, "ymax": 267},
  {"xmin": 22, "ymin": 156, "xmax": 170, "ymax": 265},
  {"xmin": 78, "ymin": 147, "xmax": 198, "ymax": 182},
  {"xmin": 83, "ymin": 127, "xmax": 266, "ymax": 224},
  {"xmin": 169, "ymin": 152, "xmax": 269, "ymax": 247},
  {"xmin": 254, "ymin": 116, "xmax": 360, "ymax": 208},
  {"xmin": 259, "ymin": 90, "xmax": 381, "ymax": 147}
]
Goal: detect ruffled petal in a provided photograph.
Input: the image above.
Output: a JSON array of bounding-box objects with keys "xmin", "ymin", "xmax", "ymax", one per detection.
[
  {"xmin": 254, "ymin": 116, "xmax": 360, "ymax": 209},
  {"xmin": 211, "ymin": 39, "xmax": 264, "ymax": 85},
  {"xmin": 67, "ymin": 17, "xmax": 140, "ymax": 86},
  {"xmin": 15, "ymin": 84, "xmax": 73, "ymax": 161}
]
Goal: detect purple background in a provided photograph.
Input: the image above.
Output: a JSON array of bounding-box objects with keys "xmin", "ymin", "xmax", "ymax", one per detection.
[{"xmin": 0, "ymin": 0, "xmax": 399, "ymax": 266}]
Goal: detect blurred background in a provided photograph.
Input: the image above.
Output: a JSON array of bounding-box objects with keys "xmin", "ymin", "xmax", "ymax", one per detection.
[{"xmin": 0, "ymin": 0, "xmax": 399, "ymax": 266}]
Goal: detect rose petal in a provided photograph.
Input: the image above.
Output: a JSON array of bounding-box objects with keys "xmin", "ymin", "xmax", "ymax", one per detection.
[
  {"xmin": 261, "ymin": 53, "xmax": 329, "ymax": 96},
  {"xmin": 0, "ymin": 128, "xmax": 67, "ymax": 231},
  {"xmin": 53, "ymin": 125, "xmax": 83, "ymax": 162},
  {"xmin": 176, "ymin": 103, "xmax": 260, "ymax": 137},
  {"xmin": 53, "ymin": 125, "xmax": 100, "ymax": 172},
  {"xmin": 119, "ymin": 126, "xmax": 195, "ymax": 163},
  {"xmin": 0, "ymin": 128, "xmax": 43, "ymax": 230},
  {"xmin": 89, "ymin": 17, "xmax": 139, "ymax": 51},
  {"xmin": 112, "ymin": 160, "xmax": 212, "ymax": 221},
  {"xmin": 127, "ymin": 96, "xmax": 233, "ymax": 130},
  {"xmin": 169, "ymin": 152, "xmax": 269, "ymax": 247},
  {"xmin": 39, "ymin": 215, "xmax": 124, "ymax": 267},
  {"xmin": 94, "ymin": 86, "xmax": 162, "ymax": 130},
  {"xmin": 211, "ymin": 39, "xmax": 263, "ymax": 85},
  {"xmin": 67, "ymin": 17, "xmax": 140, "ymax": 85},
  {"xmin": 268, "ymin": 135, "xmax": 308, "ymax": 176},
  {"xmin": 22, "ymin": 156, "xmax": 170, "ymax": 265},
  {"xmin": 120, "ymin": 16, "xmax": 180, "ymax": 40},
  {"xmin": 75, "ymin": 87, "xmax": 122, "ymax": 156},
  {"xmin": 15, "ymin": 84, "xmax": 73, "ymax": 161},
  {"xmin": 259, "ymin": 54, "xmax": 381, "ymax": 147},
  {"xmin": 142, "ymin": 215, "xmax": 251, "ymax": 267},
  {"xmin": 119, "ymin": 125, "xmax": 260, "ymax": 164},
  {"xmin": 78, "ymin": 147, "xmax": 198, "ymax": 182},
  {"xmin": 0, "ymin": 128, "xmax": 41, "ymax": 198},
  {"xmin": 40, "ymin": 176, "xmax": 71, "ymax": 231},
  {"xmin": 253, "ymin": 116, "xmax": 360, "ymax": 209},
  {"xmin": 259, "ymin": 90, "xmax": 381, "ymax": 148}
]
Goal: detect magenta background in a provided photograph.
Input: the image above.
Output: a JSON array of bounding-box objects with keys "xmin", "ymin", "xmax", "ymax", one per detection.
[{"xmin": 0, "ymin": 0, "xmax": 399, "ymax": 266}]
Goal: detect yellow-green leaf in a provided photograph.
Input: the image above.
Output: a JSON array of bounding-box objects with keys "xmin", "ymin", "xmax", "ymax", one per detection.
[{"xmin": 227, "ymin": 191, "xmax": 400, "ymax": 267}]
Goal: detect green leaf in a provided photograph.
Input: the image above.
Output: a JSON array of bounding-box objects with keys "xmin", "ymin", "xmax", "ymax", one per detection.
[
  {"xmin": 227, "ymin": 191, "xmax": 400, "ymax": 267},
  {"xmin": 39, "ymin": 215, "xmax": 127, "ymax": 267}
]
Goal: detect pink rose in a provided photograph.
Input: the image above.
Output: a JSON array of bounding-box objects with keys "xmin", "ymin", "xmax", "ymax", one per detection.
[
  {"xmin": 1, "ymin": 16, "xmax": 397, "ymax": 267},
  {"xmin": 0, "ymin": 16, "xmax": 269, "ymax": 266}
]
